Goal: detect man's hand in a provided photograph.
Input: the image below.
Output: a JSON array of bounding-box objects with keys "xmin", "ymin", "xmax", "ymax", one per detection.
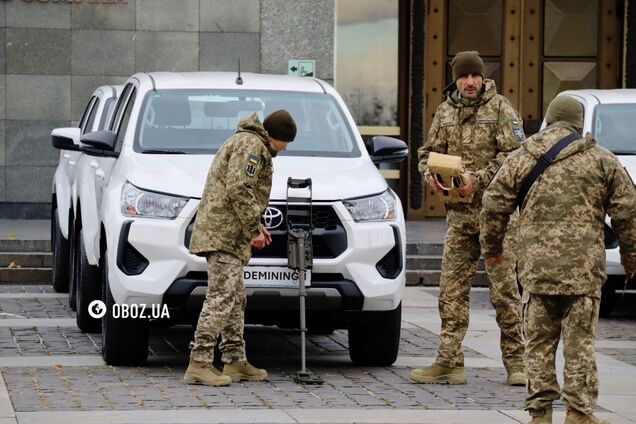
[
  {"xmin": 456, "ymin": 171, "xmax": 474, "ymax": 197},
  {"xmin": 485, "ymin": 253, "xmax": 503, "ymax": 266},
  {"xmin": 425, "ymin": 173, "xmax": 446, "ymax": 193},
  {"xmin": 250, "ymin": 228, "xmax": 272, "ymax": 250},
  {"xmin": 262, "ymin": 227, "xmax": 272, "ymax": 244}
]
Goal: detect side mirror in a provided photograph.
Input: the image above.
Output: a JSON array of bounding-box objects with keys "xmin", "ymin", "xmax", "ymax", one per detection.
[
  {"xmin": 369, "ymin": 136, "xmax": 408, "ymax": 163},
  {"xmin": 51, "ymin": 127, "xmax": 81, "ymax": 151},
  {"xmin": 81, "ymin": 130, "xmax": 117, "ymax": 152}
]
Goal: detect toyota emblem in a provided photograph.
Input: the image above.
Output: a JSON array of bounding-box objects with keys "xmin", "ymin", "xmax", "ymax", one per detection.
[{"xmin": 262, "ymin": 207, "xmax": 284, "ymax": 229}]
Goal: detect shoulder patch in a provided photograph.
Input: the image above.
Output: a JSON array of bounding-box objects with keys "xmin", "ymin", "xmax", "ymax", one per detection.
[
  {"xmin": 511, "ymin": 119, "xmax": 525, "ymax": 141},
  {"xmin": 246, "ymin": 154, "xmax": 260, "ymax": 177}
]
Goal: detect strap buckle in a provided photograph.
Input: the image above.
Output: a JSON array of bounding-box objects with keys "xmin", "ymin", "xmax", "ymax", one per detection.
[{"xmin": 538, "ymin": 154, "xmax": 553, "ymax": 167}]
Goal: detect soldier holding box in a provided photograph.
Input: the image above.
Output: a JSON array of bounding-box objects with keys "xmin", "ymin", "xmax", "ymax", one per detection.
[{"xmin": 413, "ymin": 51, "xmax": 526, "ymax": 386}]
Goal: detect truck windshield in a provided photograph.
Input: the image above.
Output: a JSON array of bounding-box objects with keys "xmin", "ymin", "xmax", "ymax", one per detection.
[
  {"xmin": 592, "ymin": 104, "xmax": 636, "ymax": 154},
  {"xmin": 134, "ymin": 89, "xmax": 360, "ymax": 157}
]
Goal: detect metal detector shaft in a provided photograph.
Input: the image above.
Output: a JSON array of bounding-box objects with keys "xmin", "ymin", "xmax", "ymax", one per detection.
[
  {"xmin": 291, "ymin": 231, "xmax": 309, "ymax": 374},
  {"xmin": 292, "ymin": 234, "xmax": 321, "ymax": 384},
  {"xmin": 297, "ymin": 243, "xmax": 307, "ymax": 374},
  {"xmin": 287, "ymin": 178, "xmax": 322, "ymax": 385}
]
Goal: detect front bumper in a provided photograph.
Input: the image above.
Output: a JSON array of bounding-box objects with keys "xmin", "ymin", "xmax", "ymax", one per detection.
[
  {"xmin": 104, "ymin": 199, "xmax": 405, "ymax": 314},
  {"xmin": 163, "ymin": 272, "xmax": 367, "ymax": 326}
]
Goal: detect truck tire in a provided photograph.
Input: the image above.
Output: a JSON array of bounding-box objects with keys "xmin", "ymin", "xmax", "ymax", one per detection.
[
  {"xmin": 101, "ymin": 249, "xmax": 149, "ymax": 365},
  {"xmin": 52, "ymin": 209, "xmax": 70, "ymax": 293},
  {"xmin": 68, "ymin": 222, "xmax": 78, "ymax": 310},
  {"xmin": 75, "ymin": 229, "xmax": 102, "ymax": 333},
  {"xmin": 348, "ymin": 303, "xmax": 401, "ymax": 366}
]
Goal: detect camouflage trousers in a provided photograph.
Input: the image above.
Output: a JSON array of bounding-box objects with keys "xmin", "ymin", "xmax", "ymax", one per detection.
[
  {"xmin": 523, "ymin": 292, "xmax": 600, "ymax": 415},
  {"xmin": 436, "ymin": 226, "xmax": 524, "ymax": 371},
  {"xmin": 189, "ymin": 252, "xmax": 247, "ymax": 365}
]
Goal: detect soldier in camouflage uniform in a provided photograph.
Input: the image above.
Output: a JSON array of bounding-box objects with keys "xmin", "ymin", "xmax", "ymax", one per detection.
[
  {"xmin": 411, "ymin": 51, "xmax": 526, "ymax": 386},
  {"xmin": 183, "ymin": 110, "xmax": 296, "ymax": 386},
  {"xmin": 480, "ymin": 96, "xmax": 636, "ymax": 424}
]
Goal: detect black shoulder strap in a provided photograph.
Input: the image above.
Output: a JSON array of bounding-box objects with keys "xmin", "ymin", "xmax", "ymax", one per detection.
[{"xmin": 517, "ymin": 132, "xmax": 581, "ymax": 209}]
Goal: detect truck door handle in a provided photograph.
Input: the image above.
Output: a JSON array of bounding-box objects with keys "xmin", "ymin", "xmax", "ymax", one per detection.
[
  {"xmin": 89, "ymin": 161, "xmax": 99, "ymax": 169},
  {"xmin": 68, "ymin": 160, "xmax": 76, "ymax": 166},
  {"xmin": 95, "ymin": 170, "xmax": 105, "ymax": 178},
  {"xmin": 63, "ymin": 153, "xmax": 71, "ymax": 159}
]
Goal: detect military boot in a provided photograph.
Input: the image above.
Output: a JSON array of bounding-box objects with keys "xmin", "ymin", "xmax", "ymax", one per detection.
[
  {"xmin": 183, "ymin": 360, "xmax": 231, "ymax": 386},
  {"xmin": 223, "ymin": 360, "xmax": 268, "ymax": 382},
  {"xmin": 564, "ymin": 409, "xmax": 610, "ymax": 424},
  {"xmin": 507, "ymin": 368, "xmax": 528, "ymax": 386},
  {"xmin": 409, "ymin": 364, "xmax": 466, "ymax": 384},
  {"xmin": 527, "ymin": 407, "xmax": 552, "ymax": 424}
]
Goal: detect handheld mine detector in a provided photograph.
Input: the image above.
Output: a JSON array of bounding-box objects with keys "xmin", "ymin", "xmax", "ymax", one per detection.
[{"xmin": 286, "ymin": 177, "xmax": 323, "ymax": 385}]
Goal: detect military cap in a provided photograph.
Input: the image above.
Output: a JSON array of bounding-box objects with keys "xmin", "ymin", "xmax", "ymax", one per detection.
[
  {"xmin": 451, "ymin": 51, "xmax": 484, "ymax": 81},
  {"xmin": 263, "ymin": 109, "xmax": 296, "ymax": 142},
  {"xmin": 545, "ymin": 96, "xmax": 583, "ymax": 129}
]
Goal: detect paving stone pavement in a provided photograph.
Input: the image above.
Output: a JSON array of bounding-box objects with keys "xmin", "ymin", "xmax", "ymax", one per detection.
[{"xmin": 0, "ymin": 285, "xmax": 635, "ymax": 424}]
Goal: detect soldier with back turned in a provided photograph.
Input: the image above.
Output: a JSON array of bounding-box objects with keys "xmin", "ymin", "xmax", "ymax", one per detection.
[{"xmin": 480, "ymin": 95, "xmax": 636, "ymax": 424}]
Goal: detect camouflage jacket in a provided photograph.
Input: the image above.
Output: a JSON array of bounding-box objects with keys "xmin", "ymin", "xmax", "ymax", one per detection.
[
  {"xmin": 418, "ymin": 79, "xmax": 525, "ymax": 233},
  {"xmin": 480, "ymin": 123, "xmax": 636, "ymax": 296},
  {"xmin": 189, "ymin": 113, "xmax": 276, "ymax": 264}
]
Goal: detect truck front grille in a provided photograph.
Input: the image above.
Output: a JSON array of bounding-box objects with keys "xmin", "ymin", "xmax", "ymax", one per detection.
[{"xmin": 185, "ymin": 204, "xmax": 347, "ymax": 259}]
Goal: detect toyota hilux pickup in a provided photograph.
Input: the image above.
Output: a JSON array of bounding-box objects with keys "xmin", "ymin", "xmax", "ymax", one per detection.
[{"xmin": 80, "ymin": 72, "xmax": 408, "ymax": 366}]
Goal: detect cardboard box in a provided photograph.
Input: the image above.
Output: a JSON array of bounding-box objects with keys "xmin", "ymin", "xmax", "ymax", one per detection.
[{"xmin": 427, "ymin": 152, "xmax": 474, "ymax": 204}]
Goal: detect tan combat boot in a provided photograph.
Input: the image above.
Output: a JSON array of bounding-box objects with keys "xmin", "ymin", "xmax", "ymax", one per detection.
[
  {"xmin": 564, "ymin": 409, "xmax": 610, "ymax": 424},
  {"xmin": 507, "ymin": 368, "xmax": 528, "ymax": 386},
  {"xmin": 223, "ymin": 360, "xmax": 268, "ymax": 382},
  {"xmin": 409, "ymin": 364, "xmax": 466, "ymax": 384},
  {"xmin": 183, "ymin": 360, "xmax": 231, "ymax": 386},
  {"xmin": 527, "ymin": 407, "xmax": 552, "ymax": 424}
]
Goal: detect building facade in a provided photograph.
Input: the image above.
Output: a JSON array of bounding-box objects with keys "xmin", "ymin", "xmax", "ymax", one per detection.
[
  {"xmin": 408, "ymin": 0, "xmax": 636, "ymax": 218},
  {"xmin": 0, "ymin": 0, "xmax": 634, "ymax": 219},
  {"xmin": 0, "ymin": 0, "xmax": 334, "ymax": 217}
]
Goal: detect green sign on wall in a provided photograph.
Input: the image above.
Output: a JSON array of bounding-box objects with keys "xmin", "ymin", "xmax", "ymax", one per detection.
[{"xmin": 288, "ymin": 60, "xmax": 316, "ymax": 77}]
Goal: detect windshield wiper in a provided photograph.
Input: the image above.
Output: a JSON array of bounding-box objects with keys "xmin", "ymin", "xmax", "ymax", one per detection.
[
  {"xmin": 142, "ymin": 149, "xmax": 187, "ymax": 154},
  {"xmin": 611, "ymin": 150, "xmax": 636, "ymax": 155}
]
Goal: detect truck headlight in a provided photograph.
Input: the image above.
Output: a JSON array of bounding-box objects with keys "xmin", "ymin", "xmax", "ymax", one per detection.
[
  {"xmin": 343, "ymin": 190, "xmax": 397, "ymax": 222},
  {"xmin": 121, "ymin": 182, "xmax": 187, "ymax": 219}
]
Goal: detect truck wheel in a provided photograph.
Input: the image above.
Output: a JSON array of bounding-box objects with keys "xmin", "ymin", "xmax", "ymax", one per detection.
[
  {"xmin": 52, "ymin": 209, "xmax": 70, "ymax": 293},
  {"xmin": 101, "ymin": 249, "xmax": 149, "ymax": 365},
  {"xmin": 68, "ymin": 222, "xmax": 78, "ymax": 310},
  {"xmin": 600, "ymin": 276, "xmax": 619, "ymax": 318},
  {"xmin": 75, "ymin": 229, "xmax": 102, "ymax": 333},
  {"xmin": 348, "ymin": 303, "xmax": 401, "ymax": 366}
]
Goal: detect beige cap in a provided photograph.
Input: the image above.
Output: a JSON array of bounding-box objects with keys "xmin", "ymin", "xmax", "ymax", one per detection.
[{"xmin": 545, "ymin": 96, "xmax": 583, "ymax": 129}]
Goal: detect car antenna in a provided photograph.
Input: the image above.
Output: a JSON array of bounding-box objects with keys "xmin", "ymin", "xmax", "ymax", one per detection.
[{"xmin": 235, "ymin": 59, "xmax": 243, "ymax": 85}]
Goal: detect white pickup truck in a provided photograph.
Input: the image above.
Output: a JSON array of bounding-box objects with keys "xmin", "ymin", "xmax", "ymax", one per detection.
[{"xmin": 78, "ymin": 72, "xmax": 408, "ymax": 366}]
